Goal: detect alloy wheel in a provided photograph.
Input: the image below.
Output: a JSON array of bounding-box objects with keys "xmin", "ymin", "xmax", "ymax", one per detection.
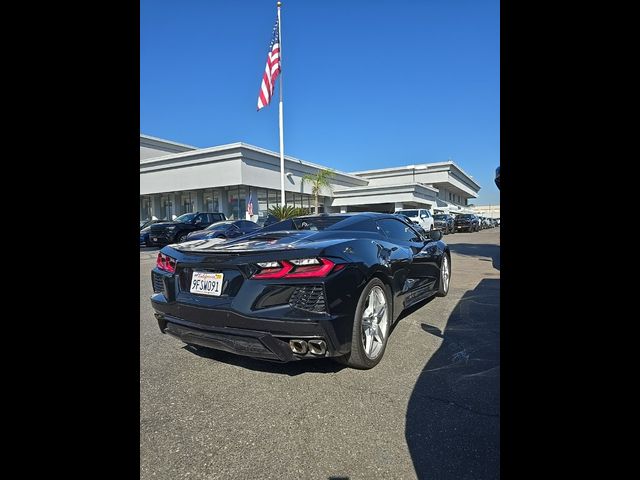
[
  {"xmin": 441, "ymin": 255, "xmax": 450, "ymax": 293},
  {"xmin": 361, "ymin": 286, "xmax": 389, "ymax": 360}
]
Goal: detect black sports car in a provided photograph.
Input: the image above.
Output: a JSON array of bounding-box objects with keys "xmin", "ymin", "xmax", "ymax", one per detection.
[
  {"xmin": 150, "ymin": 213, "xmax": 451, "ymax": 369},
  {"xmin": 433, "ymin": 214, "xmax": 455, "ymax": 234},
  {"xmin": 186, "ymin": 220, "xmax": 260, "ymax": 241}
]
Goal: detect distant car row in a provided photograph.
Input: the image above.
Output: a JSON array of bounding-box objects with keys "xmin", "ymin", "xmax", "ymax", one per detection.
[
  {"xmin": 141, "ymin": 210, "xmax": 499, "ymax": 247},
  {"xmin": 449, "ymin": 214, "xmax": 500, "ymax": 232},
  {"xmin": 394, "ymin": 211, "xmax": 499, "ymax": 235},
  {"xmin": 141, "ymin": 213, "xmax": 267, "ymax": 247}
]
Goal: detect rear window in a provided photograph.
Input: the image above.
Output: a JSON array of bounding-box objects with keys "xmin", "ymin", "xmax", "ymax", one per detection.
[
  {"xmin": 291, "ymin": 216, "xmax": 349, "ymax": 231},
  {"xmin": 259, "ymin": 216, "xmax": 350, "ymax": 232}
]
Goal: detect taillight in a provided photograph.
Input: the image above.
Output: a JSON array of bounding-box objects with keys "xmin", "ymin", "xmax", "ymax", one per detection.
[
  {"xmin": 156, "ymin": 252, "xmax": 177, "ymax": 273},
  {"xmin": 252, "ymin": 257, "xmax": 339, "ymax": 279}
]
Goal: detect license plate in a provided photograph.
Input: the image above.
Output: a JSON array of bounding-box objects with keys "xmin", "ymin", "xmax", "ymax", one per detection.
[{"xmin": 190, "ymin": 271, "xmax": 224, "ymax": 296}]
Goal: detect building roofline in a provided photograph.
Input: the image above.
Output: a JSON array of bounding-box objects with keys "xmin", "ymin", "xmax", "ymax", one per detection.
[
  {"xmin": 140, "ymin": 133, "xmax": 198, "ymax": 150},
  {"xmin": 140, "ymin": 141, "xmax": 366, "ymax": 182},
  {"xmin": 333, "ymin": 182, "xmax": 439, "ymax": 195},
  {"xmin": 350, "ymin": 160, "xmax": 482, "ymax": 190}
]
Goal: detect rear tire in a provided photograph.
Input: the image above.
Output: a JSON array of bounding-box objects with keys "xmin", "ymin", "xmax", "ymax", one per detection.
[{"xmin": 335, "ymin": 278, "xmax": 391, "ymax": 369}]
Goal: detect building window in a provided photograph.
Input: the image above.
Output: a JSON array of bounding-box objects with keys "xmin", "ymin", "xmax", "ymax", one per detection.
[
  {"xmin": 204, "ymin": 189, "xmax": 219, "ymax": 212},
  {"xmin": 267, "ymin": 189, "xmax": 277, "ymax": 207},
  {"xmin": 228, "ymin": 186, "xmax": 247, "ymax": 220},
  {"xmin": 182, "ymin": 191, "xmax": 194, "ymax": 213},
  {"xmin": 258, "ymin": 188, "xmax": 268, "ymax": 215}
]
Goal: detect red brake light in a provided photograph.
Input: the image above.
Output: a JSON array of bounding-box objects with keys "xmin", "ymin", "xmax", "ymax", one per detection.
[
  {"xmin": 286, "ymin": 258, "xmax": 335, "ymax": 278},
  {"xmin": 252, "ymin": 258, "xmax": 338, "ymax": 279},
  {"xmin": 252, "ymin": 261, "xmax": 294, "ymax": 279},
  {"xmin": 156, "ymin": 252, "xmax": 176, "ymax": 273}
]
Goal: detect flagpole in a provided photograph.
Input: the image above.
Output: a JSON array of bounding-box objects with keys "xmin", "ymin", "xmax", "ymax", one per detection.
[{"xmin": 277, "ymin": 1, "xmax": 286, "ymax": 207}]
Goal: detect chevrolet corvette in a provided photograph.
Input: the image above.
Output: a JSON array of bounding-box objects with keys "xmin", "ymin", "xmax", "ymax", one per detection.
[{"xmin": 150, "ymin": 213, "xmax": 451, "ymax": 369}]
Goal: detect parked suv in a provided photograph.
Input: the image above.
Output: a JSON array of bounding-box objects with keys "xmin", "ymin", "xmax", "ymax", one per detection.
[
  {"xmin": 394, "ymin": 208, "xmax": 434, "ymax": 231},
  {"xmin": 147, "ymin": 212, "xmax": 227, "ymax": 246},
  {"xmin": 454, "ymin": 214, "xmax": 480, "ymax": 232},
  {"xmin": 432, "ymin": 214, "xmax": 455, "ymax": 234}
]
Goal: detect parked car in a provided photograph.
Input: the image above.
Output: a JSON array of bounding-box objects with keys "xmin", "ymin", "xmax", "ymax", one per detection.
[
  {"xmin": 140, "ymin": 219, "xmax": 163, "ymax": 230},
  {"xmin": 150, "ymin": 213, "xmax": 451, "ymax": 369},
  {"xmin": 432, "ymin": 214, "xmax": 455, "ymax": 234},
  {"xmin": 495, "ymin": 166, "xmax": 500, "ymax": 190},
  {"xmin": 140, "ymin": 226, "xmax": 152, "ymax": 246},
  {"xmin": 394, "ymin": 208, "xmax": 434, "ymax": 231},
  {"xmin": 481, "ymin": 217, "xmax": 491, "ymax": 229},
  {"xmin": 147, "ymin": 212, "xmax": 227, "ymax": 246},
  {"xmin": 186, "ymin": 220, "xmax": 260, "ymax": 241},
  {"xmin": 259, "ymin": 213, "xmax": 280, "ymax": 227},
  {"xmin": 454, "ymin": 214, "xmax": 480, "ymax": 232}
]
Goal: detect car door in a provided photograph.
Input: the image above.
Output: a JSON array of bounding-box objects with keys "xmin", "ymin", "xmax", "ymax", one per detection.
[{"xmin": 377, "ymin": 218, "xmax": 439, "ymax": 309}]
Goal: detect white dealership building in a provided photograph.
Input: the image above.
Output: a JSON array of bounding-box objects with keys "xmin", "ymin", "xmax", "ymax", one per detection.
[{"xmin": 140, "ymin": 134, "xmax": 482, "ymax": 222}]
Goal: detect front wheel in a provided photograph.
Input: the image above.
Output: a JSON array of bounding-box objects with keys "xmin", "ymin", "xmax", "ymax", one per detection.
[
  {"xmin": 176, "ymin": 232, "xmax": 189, "ymax": 243},
  {"xmin": 336, "ymin": 278, "xmax": 391, "ymax": 369}
]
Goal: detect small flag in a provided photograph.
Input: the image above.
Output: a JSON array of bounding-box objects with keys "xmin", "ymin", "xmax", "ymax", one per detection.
[
  {"xmin": 257, "ymin": 17, "xmax": 281, "ymax": 111},
  {"xmin": 247, "ymin": 192, "xmax": 254, "ymax": 216}
]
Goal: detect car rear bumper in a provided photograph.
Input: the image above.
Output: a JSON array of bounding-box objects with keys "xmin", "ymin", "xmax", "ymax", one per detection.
[{"xmin": 151, "ymin": 294, "xmax": 354, "ymax": 361}]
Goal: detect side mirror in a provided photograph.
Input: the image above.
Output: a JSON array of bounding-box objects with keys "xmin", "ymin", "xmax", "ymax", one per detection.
[{"xmin": 426, "ymin": 230, "xmax": 442, "ymax": 242}]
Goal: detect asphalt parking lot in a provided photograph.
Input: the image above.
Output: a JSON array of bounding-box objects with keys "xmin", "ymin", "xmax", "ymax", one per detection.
[{"xmin": 140, "ymin": 227, "xmax": 500, "ymax": 479}]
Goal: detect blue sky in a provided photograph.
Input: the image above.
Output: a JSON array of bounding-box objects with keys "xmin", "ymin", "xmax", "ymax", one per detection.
[{"xmin": 141, "ymin": 0, "xmax": 500, "ymax": 205}]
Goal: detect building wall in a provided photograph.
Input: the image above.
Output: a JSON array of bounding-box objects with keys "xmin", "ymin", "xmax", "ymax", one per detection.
[
  {"xmin": 139, "ymin": 135, "xmax": 195, "ymax": 160},
  {"xmin": 140, "ymin": 136, "xmax": 483, "ymax": 220},
  {"xmin": 469, "ymin": 204, "xmax": 501, "ymax": 218},
  {"xmin": 141, "ymin": 157, "xmax": 244, "ymax": 195}
]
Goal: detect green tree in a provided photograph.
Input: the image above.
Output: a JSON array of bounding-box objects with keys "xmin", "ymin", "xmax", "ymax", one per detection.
[
  {"xmin": 267, "ymin": 204, "xmax": 297, "ymax": 220},
  {"xmin": 301, "ymin": 168, "xmax": 334, "ymax": 214}
]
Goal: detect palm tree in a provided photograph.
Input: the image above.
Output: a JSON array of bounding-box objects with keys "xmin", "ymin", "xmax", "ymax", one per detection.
[{"xmin": 301, "ymin": 168, "xmax": 334, "ymax": 214}]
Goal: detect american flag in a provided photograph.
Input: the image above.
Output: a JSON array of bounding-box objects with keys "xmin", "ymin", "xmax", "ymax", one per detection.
[
  {"xmin": 247, "ymin": 192, "xmax": 254, "ymax": 216},
  {"xmin": 257, "ymin": 17, "xmax": 281, "ymax": 111}
]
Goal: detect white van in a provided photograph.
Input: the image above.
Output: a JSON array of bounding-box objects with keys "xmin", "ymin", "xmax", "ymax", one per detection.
[{"xmin": 395, "ymin": 208, "xmax": 434, "ymax": 231}]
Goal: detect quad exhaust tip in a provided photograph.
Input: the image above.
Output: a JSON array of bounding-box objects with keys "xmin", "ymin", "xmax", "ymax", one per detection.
[
  {"xmin": 308, "ymin": 339, "xmax": 327, "ymax": 356},
  {"xmin": 289, "ymin": 339, "xmax": 327, "ymax": 355},
  {"xmin": 289, "ymin": 340, "xmax": 308, "ymax": 355}
]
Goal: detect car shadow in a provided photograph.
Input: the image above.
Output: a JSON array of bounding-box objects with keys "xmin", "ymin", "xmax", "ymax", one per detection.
[
  {"xmin": 405, "ymin": 278, "xmax": 500, "ymax": 479},
  {"xmin": 182, "ymin": 344, "xmax": 347, "ymax": 376},
  {"xmin": 391, "ymin": 295, "xmax": 437, "ymax": 335},
  {"xmin": 448, "ymin": 243, "xmax": 500, "ymax": 271}
]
